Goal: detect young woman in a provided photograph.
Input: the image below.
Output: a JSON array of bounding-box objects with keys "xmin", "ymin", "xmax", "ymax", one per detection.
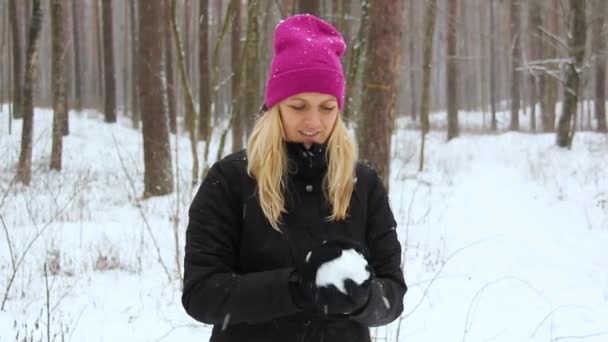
[{"xmin": 182, "ymin": 14, "xmax": 406, "ymax": 342}]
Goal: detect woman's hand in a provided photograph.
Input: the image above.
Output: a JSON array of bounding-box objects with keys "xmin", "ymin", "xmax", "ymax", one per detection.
[{"xmin": 289, "ymin": 239, "xmax": 373, "ymax": 315}]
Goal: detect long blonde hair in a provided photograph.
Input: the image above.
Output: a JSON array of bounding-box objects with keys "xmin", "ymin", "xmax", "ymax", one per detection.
[{"xmin": 246, "ymin": 105, "xmax": 357, "ymax": 231}]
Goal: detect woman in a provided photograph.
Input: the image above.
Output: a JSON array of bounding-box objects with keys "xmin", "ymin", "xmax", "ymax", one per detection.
[{"xmin": 182, "ymin": 14, "xmax": 406, "ymax": 342}]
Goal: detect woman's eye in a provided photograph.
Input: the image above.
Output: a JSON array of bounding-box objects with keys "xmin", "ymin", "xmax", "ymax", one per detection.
[
  {"xmin": 290, "ymin": 105, "xmax": 305, "ymax": 110},
  {"xmin": 321, "ymin": 106, "xmax": 335, "ymax": 111}
]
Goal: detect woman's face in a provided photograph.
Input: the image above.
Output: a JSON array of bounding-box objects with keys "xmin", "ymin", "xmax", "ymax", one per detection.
[{"xmin": 278, "ymin": 92, "xmax": 339, "ymax": 149}]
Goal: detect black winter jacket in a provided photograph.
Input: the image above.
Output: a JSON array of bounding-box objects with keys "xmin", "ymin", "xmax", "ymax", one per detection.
[{"xmin": 182, "ymin": 143, "xmax": 406, "ymax": 342}]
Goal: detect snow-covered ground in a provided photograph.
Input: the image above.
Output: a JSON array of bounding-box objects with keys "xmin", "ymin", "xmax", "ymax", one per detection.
[{"xmin": 1, "ymin": 104, "xmax": 607, "ymax": 341}]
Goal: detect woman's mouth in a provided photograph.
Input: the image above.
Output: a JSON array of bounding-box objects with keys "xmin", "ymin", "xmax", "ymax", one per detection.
[{"xmin": 300, "ymin": 130, "xmax": 319, "ymax": 137}]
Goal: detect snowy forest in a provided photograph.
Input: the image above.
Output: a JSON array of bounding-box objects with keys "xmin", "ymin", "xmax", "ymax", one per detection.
[{"xmin": 1, "ymin": 0, "xmax": 607, "ymax": 341}]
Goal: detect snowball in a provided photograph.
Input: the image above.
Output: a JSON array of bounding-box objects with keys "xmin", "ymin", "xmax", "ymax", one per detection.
[{"xmin": 315, "ymin": 249, "xmax": 370, "ymax": 294}]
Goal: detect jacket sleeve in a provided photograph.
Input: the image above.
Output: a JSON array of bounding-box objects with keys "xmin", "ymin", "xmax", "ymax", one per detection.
[
  {"xmin": 350, "ymin": 168, "xmax": 407, "ymax": 327},
  {"xmin": 181, "ymin": 161, "xmax": 300, "ymax": 326}
]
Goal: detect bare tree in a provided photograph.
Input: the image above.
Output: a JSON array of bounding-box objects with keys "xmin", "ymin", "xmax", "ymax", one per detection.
[
  {"xmin": 296, "ymin": 0, "xmax": 320, "ymax": 17},
  {"xmin": 344, "ymin": 1, "xmax": 370, "ymax": 124},
  {"xmin": 50, "ymin": 0, "xmax": 67, "ymax": 171},
  {"xmin": 129, "ymin": 0, "xmax": 140, "ymax": 128},
  {"xmin": 243, "ymin": 0, "xmax": 260, "ymax": 138},
  {"xmin": 359, "ymin": 0, "xmax": 403, "ymax": 189},
  {"xmin": 527, "ymin": 0, "xmax": 542, "ymax": 133},
  {"xmin": 138, "ymin": 0, "xmax": 174, "ymax": 196},
  {"xmin": 170, "ymin": 0, "xmax": 200, "ymax": 186},
  {"xmin": 94, "ymin": 0, "xmax": 104, "ymax": 110},
  {"xmin": 556, "ymin": 0, "xmax": 586, "ymax": 148},
  {"xmin": 230, "ymin": 0, "xmax": 242, "ymax": 153},
  {"xmin": 446, "ymin": 0, "xmax": 459, "ymax": 140},
  {"xmin": 9, "ymin": 0, "xmax": 23, "ymax": 119},
  {"xmin": 408, "ymin": 0, "xmax": 417, "ymax": 121},
  {"xmin": 489, "ymin": 0, "xmax": 497, "ymax": 131},
  {"xmin": 71, "ymin": 0, "xmax": 82, "ymax": 112},
  {"xmin": 540, "ymin": 0, "xmax": 560, "ymax": 132},
  {"xmin": 509, "ymin": 0, "xmax": 521, "ymax": 131},
  {"xmin": 17, "ymin": 0, "xmax": 43, "ymax": 185},
  {"xmin": 419, "ymin": 0, "xmax": 438, "ymax": 172},
  {"xmin": 102, "ymin": 0, "xmax": 116, "ymax": 122},
  {"xmin": 165, "ymin": 0, "xmax": 177, "ymax": 134},
  {"xmin": 199, "ymin": 0, "xmax": 212, "ymax": 143},
  {"xmin": 592, "ymin": 0, "xmax": 607, "ymax": 132}
]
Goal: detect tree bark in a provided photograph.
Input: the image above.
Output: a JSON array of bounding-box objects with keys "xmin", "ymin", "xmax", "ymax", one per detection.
[
  {"xmin": 50, "ymin": 0, "xmax": 67, "ymax": 171},
  {"xmin": 542, "ymin": 0, "xmax": 560, "ymax": 132},
  {"xmin": 297, "ymin": 0, "xmax": 320, "ymax": 17},
  {"xmin": 243, "ymin": 0, "xmax": 260, "ymax": 138},
  {"xmin": 102, "ymin": 0, "xmax": 116, "ymax": 122},
  {"xmin": 420, "ymin": 0, "xmax": 437, "ymax": 136},
  {"xmin": 593, "ymin": 0, "xmax": 607, "ymax": 132},
  {"xmin": 9, "ymin": 0, "xmax": 23, "ymax": 119},
  {"xmin": 418, "ymin": 0, "xmax": 437, "ymax": 172},
  {"xmin": 528, "ymin": 0, "xmax": 542, "ymax": 133},
  {"xmin": 344, "ymin": 1, "xmax": 370, "ymax": 124},
  {"xmin": 71, "ymin": 0, "xmax": 82, "ymax": 112},
  {"xmin": 170, "ymin": 0, "xmax": 200, "ymax": 186},
  {"xmin": 408, "ymin": 0, "xmax": 417, "ymax": 121},
  {"xmin": 556, "ymin": 0, "xmax": 586, "ymax": 148},
  {"xmin": 138, "ymin": 0, "xmax": 174, "ymax": 196},
  {"xmin": 489, "ymin": 0, "xmax": 497, "ymax": 131},
  {"xmin": 164, "ymin": 0, "xmax": 177, "ymax": 134},
  {"xmin": 230, "ymin": 0, "xmax": 242, "ymax": 153},
  {"xmin": 17, "ymin": 0, "xmax": 43, "ymax": 185},
  {"xmin": 199, "ymin": 0, "xmax": 211, "ymax": 143},
  {"xmin": 94, "ymin": 0, "xmax": 104, "ymax": 110},
  {"xmin": 509, "ymin": 0, "xmax": 521, "ymax": 131},
  {"xmin": 359, "ymin": 0, "xmax": 403, "ymax": 190},
  {"xmin": 446, "ymin": 0, "xmax": 459, "ymax": 140},
  {"xmin": 129, "ymin": 0, "xmax": 140, "ymax": 128}
]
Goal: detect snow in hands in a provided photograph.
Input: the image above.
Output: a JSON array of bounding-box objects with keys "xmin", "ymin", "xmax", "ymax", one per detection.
[{"xmin": 315, "ymin": 249, "xmax": 370, "ymax": 294}]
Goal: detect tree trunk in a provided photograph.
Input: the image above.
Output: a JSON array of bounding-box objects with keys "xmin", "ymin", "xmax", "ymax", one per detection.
[
  {"xmin": 94, "ymin": 0, "xmax": 104, "ymax": 110},
  {"xmin": 489, "ymin": 0, "xmax": 497, "ymax": 131},
  {"xmin": 418, "ymin": 0, "xmax": 437, "ymax": 172},
  {"xmin": 420, "ymin": 0, "xmax": 437, "ymax": 136},
  {"xmin": 478, "ymin": 0, "xmax": 489, "ymax": 129},
  {"xmin": 50, "ymin": 0, "xmax": 66, "ymax": 171},
  {"xmin": 344, "ymin": 1, "xmax": 370, "ymax": 124},
  {"xmin": 359, "ymin": 0, "xmax": 403, "ymax": 190},
  {"xmin": 230, "ymin": 0, "xmax": 242, "ymax": 153},
  {"xmin": 199, "ymin": 0, "xmax": 211, "ymax": 143},
  {"xmin": 528, "ymin": 0, "xmax": 542, "ymax": 133},
  {"xmin": 593, "ymin": 0, "xmax": 607, "ymax": 132},
  {"xmin": 446, "ymin": 0, "xmax": 459, "ymax": 140},
  {"xmin": 408, "ymin": 0, "xmax": 417, "ymax": 121},
  {"xmin": 170, "ymin": 0, "xmax": 200, "ymax": 186},
  {"xmin": 138, "ymin": 0, "xmax": 174, "ymax": 196},
  {"xmin": 164, "ymin": 0, "xmax": 177, "ymax": 134},
  {"xmin": 243, "ymin": 0, "xmax": 260, "ymax": 138},
  {"xmin": 17, "ymin": 0, "xmax": 43, "ymax": 185},
  {"xmin": 7, "ymin": 3, "xmax": 12, "ymax": 133},
  {"xmin": 70, "ymin": 0, "xmax": 82, "ymax": 112},
  {"xmin": 129, "ymin": 0, "xmax": 140, "ymax": 128},
  {"xmin": 509, "ymin": 0, "xmax": 521, "ymax": 131},
  {"xmin": 297, "ymin": 0, "xmax": 320, "ymax": 17},
  {"xmin": 102, "ymin": 0, "xmax": 116, "ymax": 122},
  {"xmin": 9, "ymin": 0, "xmax": 23, "ymax": 119},
  {"xmin": 543, "ymin": 0, "xmax": 560, "ymax": 132},
  {"xmin": 556, "ymin": 0, "xmax": 586, "ymax": 148}
]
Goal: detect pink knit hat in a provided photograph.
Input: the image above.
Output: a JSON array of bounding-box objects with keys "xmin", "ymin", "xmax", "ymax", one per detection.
[{"xmin": 264, "ymin": 14, "xmax": 346, "ymax": 109}]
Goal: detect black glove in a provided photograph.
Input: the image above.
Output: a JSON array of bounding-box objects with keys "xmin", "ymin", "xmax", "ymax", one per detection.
[{"xmin": 288, "ymin": 239, "xmax": 373, "ymax": 315}]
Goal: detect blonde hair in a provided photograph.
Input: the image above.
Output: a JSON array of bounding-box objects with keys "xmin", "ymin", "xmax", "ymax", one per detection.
[{"xmin": 246, "ymin": 105, "xmax": 357, "ymax": 231}]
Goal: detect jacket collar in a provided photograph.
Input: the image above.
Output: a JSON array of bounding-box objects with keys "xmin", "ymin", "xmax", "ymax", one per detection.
[{"xmin": 284, "ymin": 142, "xmax": 327, "ymax": 180}]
